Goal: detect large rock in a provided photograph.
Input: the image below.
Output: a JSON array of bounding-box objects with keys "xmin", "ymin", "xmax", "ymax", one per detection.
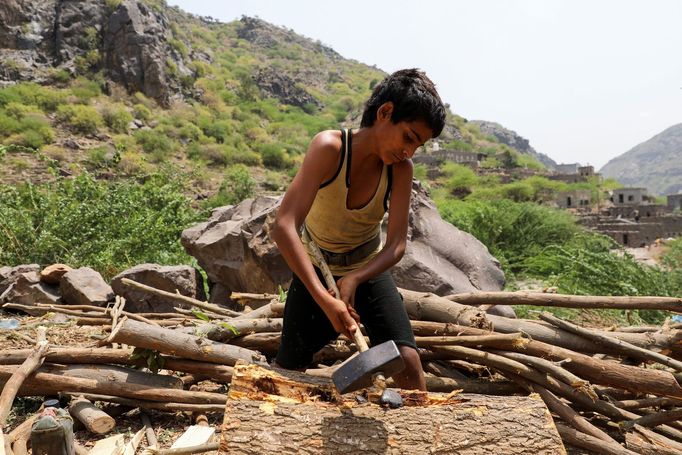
[
  {"xmin": 60, "ymin": 267, "xmax": 113, "ymax": 306},
  {"xmin": 182, "ymin": 186, "xmax": 506, "ymax": 306},
  {"xmin": 0, "ymin": 271, "xmax": 60, "ymax": 306},
  {"xmin": 0, "ymin": 264, "xmax": 40, "ymax": 295},
  {"xmin": 110, "ymin": 264, "xmax": 206, "ymax": 313},
  {"xmin": 181, "ymin": 196, "xmax": 290, "ymax": 304},
  {"xmin": 40, "ymin": 263, "xmax": 72, "ymax": 285}
]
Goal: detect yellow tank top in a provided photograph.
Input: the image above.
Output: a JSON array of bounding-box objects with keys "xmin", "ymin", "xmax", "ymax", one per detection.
[{"xmin": 304, "ymin": 129, "xmax": 392, "ymax": 276}]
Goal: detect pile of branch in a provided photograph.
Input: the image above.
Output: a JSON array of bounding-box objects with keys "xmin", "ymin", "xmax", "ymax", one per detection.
[{"xmin": 2, "ymin": 279, "xmax": 682, "ymax": 454}]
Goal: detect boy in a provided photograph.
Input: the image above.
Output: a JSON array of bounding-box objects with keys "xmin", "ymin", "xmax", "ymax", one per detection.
[{"xmin": 270, "ymin": 69, "xmax": 446, "ymax": 390}]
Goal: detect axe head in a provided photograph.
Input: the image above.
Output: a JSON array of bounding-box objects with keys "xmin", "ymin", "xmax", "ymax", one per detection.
[{"xmin": 332, "ymin": 340, "xmax": 405, "ymax": 394}]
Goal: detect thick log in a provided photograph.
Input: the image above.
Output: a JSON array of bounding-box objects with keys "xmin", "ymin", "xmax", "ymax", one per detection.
[
  {"xmin": 623, "ymin": 407, "xmax": 682, "ymax": 430},
  {"xmin": 625, "ymin": 425, "xmax": 682, "ymax": 454},
  {"xmin": 231, "ymin": 302, "xmax": 285, "ymax": 320},
  {"xmin": 419, "ymin": 375, "xmax": 523, "ymax": 395},
  {"xmin": 221, "ymin": 364, "xmax": 565, "ymax": 454},
  {"xmin": 447, "ymin": 291, "xmax": 682, "ymax": 311},
  {"xmin": 0, "ymin": 368, "xmax": 225, "ymax": 404},
  {"xmin": 109, "ymin": 319, "xmax": 265, "ymax": 365},
  {"xmin": 229, "ymin": 333, "xmax": 280, "ymax": 355},
  {"xmin": 68, "ymin": 396, "xmax": 115, "ymax": 434}
]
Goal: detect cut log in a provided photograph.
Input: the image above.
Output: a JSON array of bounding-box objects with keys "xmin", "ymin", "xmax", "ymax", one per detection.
[
  {"xmin": 37, "ymin": 364, "xmax": 183, "ymax": 390},
  {"xmin": 68, "ymin": 396, "xmax": 115, "ymax": 435},
  {"xmin": 109, "ymin": 319, "xmax": 265, "ymax": 366},
  {"xmin": 89, "ymin": 434, "xmax": 125, "ymax": 455},
  {"xmin": 555, "ymin": 424, "xmax": 639, "ymax": 455},
  {"xmin": 63, "ymin": 394, "xmax": 224, "ymax": 413},
  {"xmin": 220, "ymin": 364, "xmax": 565, "ymax": 454}
]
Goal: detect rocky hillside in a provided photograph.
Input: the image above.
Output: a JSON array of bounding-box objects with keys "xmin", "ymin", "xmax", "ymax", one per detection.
[
  {"xmin": 470, "ymin": 120, "xmax": 556, "ymax": 169},
  {"xmin": 0, "ymin": 0, "xmax": 550, "ymax": 194},
  {"xmin": 600, "ymin": 123, "xmax": 682, "ymax": 196}
]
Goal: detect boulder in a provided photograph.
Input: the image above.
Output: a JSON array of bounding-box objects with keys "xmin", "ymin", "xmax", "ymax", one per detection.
[
  {"xmin": 60, "ymin": 267, "xmax": 113, "ymax": 307},
  {"xmin": 0, "ymin": 271, "xmax": 60, "ymax": 306},
  {"xmin": 0, "ymin": 264, "xmax": 40, "ymax": 295},
  {"xmin": 40, "ymin": 263, "xmax": 72, "ymax": 285},
  {"xmin": 110, "ymin": 264, "xmax": 206, "ymax": 313},
  {"xmin": 181, "ymin": 197, "xmax": 290, "ymax": 304},
  {"xmin": 182, "ymin": 186, "xmax": 509, "ymax": 315}
]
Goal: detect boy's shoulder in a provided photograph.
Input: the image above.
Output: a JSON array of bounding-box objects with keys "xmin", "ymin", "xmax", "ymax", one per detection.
[{"xmin": 309, "ymin": 129, "xmax": 343, "ymax": 153}]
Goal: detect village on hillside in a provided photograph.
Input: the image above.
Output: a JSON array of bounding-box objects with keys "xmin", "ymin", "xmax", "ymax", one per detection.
[{"xmin": 415, "ymin": 145, "xmax": 682, "ymax": 248}]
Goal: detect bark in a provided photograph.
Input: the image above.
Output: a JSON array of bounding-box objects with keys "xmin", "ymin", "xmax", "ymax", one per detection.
[
  {"xmin": 36, "ymin": 364, "xmax": 183, "ymax": 390},
  {"xmin": 109, "ymin": 319, "xmax": 265, "ymax": 365},
  {"xmin": 622, "ymin": 407, "xmax": 682, "ymax": 430},
  {"xmin": 625, "ymin": 425, "xmax": 682, "ymax": 454},
  {"xmin": 68, "ymin": 396, "xmax": 115, "ymax": 434},
  {"xmin": 446, "ymin": 291, "xmax": 682, "ymax": 312},
  {"xmin": 419, "ymin": 375, "xmax": 523, "ymax": 395},
  {"xmin": 231, "ymin": 302, "xmax": 285, "ymax": 320}
]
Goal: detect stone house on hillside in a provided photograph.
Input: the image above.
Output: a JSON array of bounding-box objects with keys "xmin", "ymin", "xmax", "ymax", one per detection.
[
  {"xmin": 610, "ymin": 188, "xmax": 653, "ymax": 205},
  {"xmin": 549, "ymin": 163, "xmax": 602, "ymax": 184},
  {"xmin": 556, "ymin": 190, "xmax": 591, "ymax": 209},
  {"xmin": 668, "ymin": 194, "xmax": 682, "ymax": 212}
]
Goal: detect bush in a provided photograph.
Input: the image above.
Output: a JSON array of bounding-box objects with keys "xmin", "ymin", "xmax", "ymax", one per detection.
[
  {"xmin": 57, "ymin": 105, "xmax": 103, "ymax": 135},
  {"xmin": 134, "ymin": 129, "xmax": 176, "ymax": 161},
  {"xmin": 102, "ymin": 104, "xmax": 133, "ymax": 133},
  {"xmin": 0, "ymin": 170, "xmax": 202, "ymax": 279},
  {"xmin": 0, "ymin": 82, "xmax": 65, "ymax": 111},
  {"xmin": 258, "ymin": 143, "xmax": 290, "ymax": 169},
  {"xmin": 133, "ymin": 103, "xmax": 152, "ymax": 122},
  {"xmin": 204, "ymin": 164, "xmax": 256, "ymax": 208},
  {"xmin": 441, "ymin": 163, "xmax": 479, "ymax": 197}
]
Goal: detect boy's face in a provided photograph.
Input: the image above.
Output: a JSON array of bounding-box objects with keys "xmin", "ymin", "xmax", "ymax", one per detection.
[{"xmin": 374, "ymin": 102, "xmax": 433, "ymax": 165}]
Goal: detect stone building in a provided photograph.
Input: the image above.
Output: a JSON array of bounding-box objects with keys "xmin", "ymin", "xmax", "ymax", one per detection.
[
  {"xmin": 556, "ymin": 190, "xmax": 591, "ymax": 209},
  {"xmin": 555, "ymin": 163, "xmax": 579, "ymax": 174},
  {"xmin": 610, "ymin": 188, "xmax": 652, "ymax": 206},
  {"xmin": 668, "ymin": 194, "xmax": 682, "ymax": 212}
]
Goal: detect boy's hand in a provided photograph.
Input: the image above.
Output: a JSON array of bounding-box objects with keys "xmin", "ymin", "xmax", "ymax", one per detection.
[
  {"xmin": 336, "ymin": 274, "xmax": 359, "ymax": 311},
  {"xmin": 320, "ymin": 294, "xmax": 357, "ymax": 339}
]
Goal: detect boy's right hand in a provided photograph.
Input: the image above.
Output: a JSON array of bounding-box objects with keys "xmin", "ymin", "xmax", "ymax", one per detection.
[{"xmin": 320, "ymin": 295, "xmax": 358, "ymax": 339}]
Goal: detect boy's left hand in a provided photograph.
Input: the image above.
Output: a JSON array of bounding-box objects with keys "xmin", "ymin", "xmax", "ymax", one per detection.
[{"xmin": 336, "ymin": 274, "xmax": 360, "ymax": 322}]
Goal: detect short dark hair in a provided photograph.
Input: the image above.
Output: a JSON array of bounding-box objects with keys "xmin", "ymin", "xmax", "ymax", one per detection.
[{"xmin": 360, "ymin": 68, "xmax": 446, "ymax": 138}]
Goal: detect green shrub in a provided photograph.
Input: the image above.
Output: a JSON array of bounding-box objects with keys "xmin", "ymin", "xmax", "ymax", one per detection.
[
  {"xmin": 441, "ymin": 162, "xmax": 479, "ymax": 197},
  {"xmin": 102, "ymin": 104, "xmax": 133, "ymax": 133},
  {"xmin": 134, "ymin": 129, "xmax": 176, "ymax": 161},
  {"xmin": 204, "ymin": 164, "xmax": 256, "ymax": 208},
  {"xmin": 133, "ymin": 103, "xmax": 152, "ymax": 122},
  {"xmin": 258, "ymin": 143, "xmax": 290, "ymax": 169},
  {"xmin": 70, "ymin": 77, "xmax": 102, "ymax": 102},
  {"xmin": 57, "ymin": 105, "xmax": 103, "ymax": 135},
  {"xmin": 0, "ymin": 83, "xmax": 65, "ymax": 111},
  {"xmin": 0, "ymin": 170, "xmax": 201, "ymax": 279}
]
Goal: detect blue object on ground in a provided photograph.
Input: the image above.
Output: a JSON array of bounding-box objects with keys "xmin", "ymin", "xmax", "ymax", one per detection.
[{"xmin": 0, "ymin": 318, "xmax": 20, "ymax": 329}]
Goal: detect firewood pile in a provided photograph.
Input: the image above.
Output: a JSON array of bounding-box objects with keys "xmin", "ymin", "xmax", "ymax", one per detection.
[{"xmin": 2, "ymin": 278, "xmax": 682, "ymax": 454}]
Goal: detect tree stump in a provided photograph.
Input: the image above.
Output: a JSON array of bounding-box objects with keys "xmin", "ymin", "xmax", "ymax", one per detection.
[{"xmin": 219, "ymin": 364, "xmax": 566, "ymax": 454}]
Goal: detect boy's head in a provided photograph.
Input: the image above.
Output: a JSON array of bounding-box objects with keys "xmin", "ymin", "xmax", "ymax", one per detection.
[{"xmin": 360, "ymin": 69, "xmax": 446, "ymax": 138}]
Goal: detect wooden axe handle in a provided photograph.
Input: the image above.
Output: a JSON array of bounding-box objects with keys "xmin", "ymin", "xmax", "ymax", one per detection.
[{"xmin": 301, "ymin": 227, "xmax": 369, "ymax": 353}]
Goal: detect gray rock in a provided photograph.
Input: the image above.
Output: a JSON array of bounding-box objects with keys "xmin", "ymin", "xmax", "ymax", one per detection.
[
  {"xmin": 182, "ymin": 187, "xmax": 508, "ymax": 313},
  {"xmin": 0, "ymin": 271, "xmax": 60, "ymax": 306},
  {"xmin": 181, "ymin": 196, "xmax": 290, "ymax": 305},
  {"xmin": 60, "ymin": 267, "xmax": 113, "ymax": 306},
  {"xmin": 390, "ymin": 182, "xmax": 505, "ymax": 294},
  {"xmin": 0, "ymin": 264, "xmax": 40, "ymax": 295},
  {"xmin": 110, "ymin": 263, "xmax": 206, "ymax": 313}
]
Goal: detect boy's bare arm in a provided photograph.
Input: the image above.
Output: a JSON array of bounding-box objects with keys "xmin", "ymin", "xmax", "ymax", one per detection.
[
  {"xmin": 336, "ymin": 159, "xmax": 413, "ymax": 307},
  {"xmin": 271, "ymin": 131, "xmax": 358, "ymax": 336}
]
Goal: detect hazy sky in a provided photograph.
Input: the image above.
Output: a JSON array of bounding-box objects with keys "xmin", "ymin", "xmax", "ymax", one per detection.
[{"xmin": 168, "ymin": 0, "xmax": 682, "ymax": 169}]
